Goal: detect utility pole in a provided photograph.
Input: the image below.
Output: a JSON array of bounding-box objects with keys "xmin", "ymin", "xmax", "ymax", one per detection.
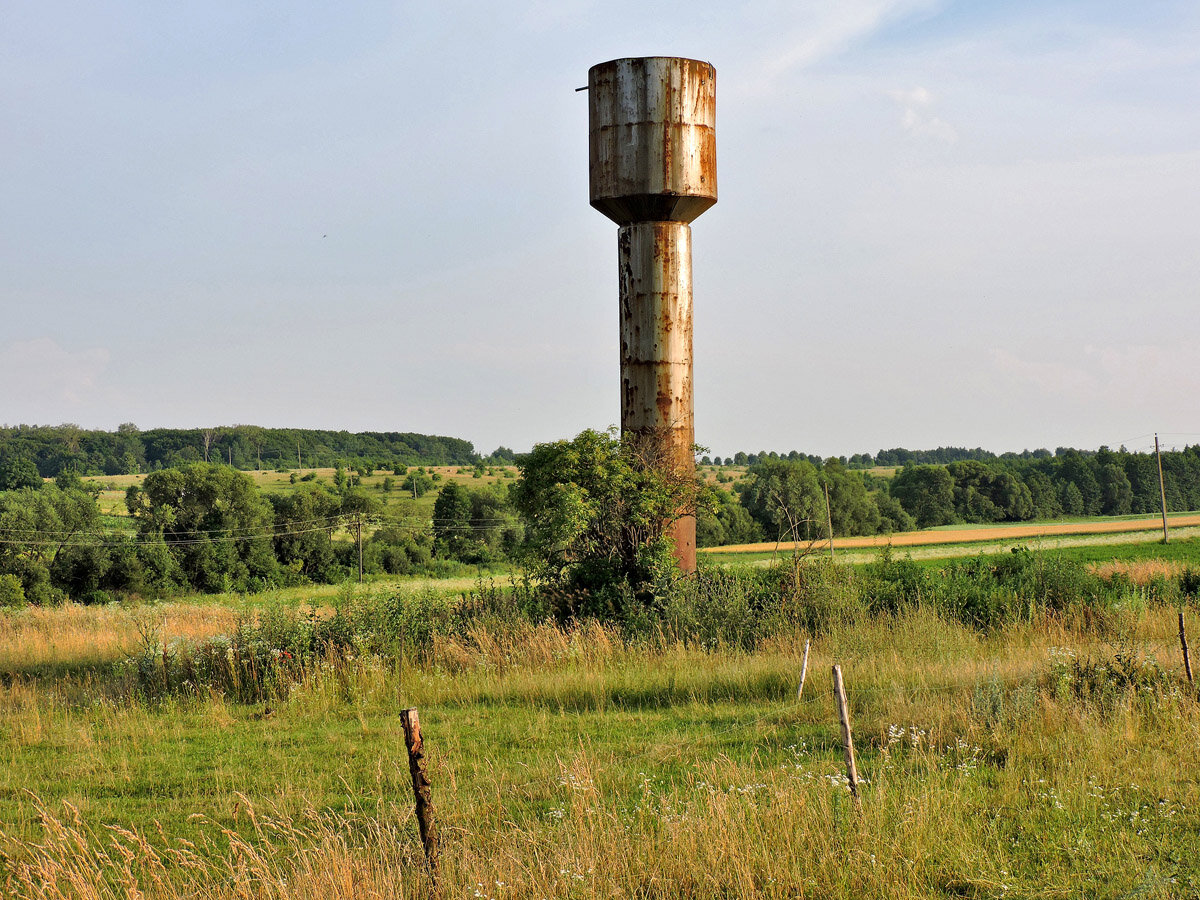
[
  {"xmin": 823, "ymin": 481, "xmax": 835, "ymax": 561},
  {"xmin": 1156, "ymin": 433, "xmax": 1169, "ymax": 543},
  {"xmin": 297, "ymin": 440, "xmax": 302, "ymax": 471},
  {"xmin": 356, "ymin": 515, "xmax": 364, "ymax": 583}
]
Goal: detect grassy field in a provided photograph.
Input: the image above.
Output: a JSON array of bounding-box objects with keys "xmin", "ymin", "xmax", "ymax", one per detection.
[
  {"xmin": 703, "ymin": 514, "xmax": 1200, "ymax": 567},
  {"xmin": 85, "ymin": 465, "xmax": 520, "ymax": 521},
  {"xmin": 1, "ymin": 567, "xmax": 1198, "ymax": 897}
]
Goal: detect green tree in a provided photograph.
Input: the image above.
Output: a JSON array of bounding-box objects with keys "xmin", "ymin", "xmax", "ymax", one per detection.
[
  {"xmin": 1058, "ymin": 481, "xmax": 1085, "ymax": 516},
  {"xmin": 696, "ymin": 485, "xmax": 761, "ymax": 547},
  {"xmin": 1057, "ymin": 453, "xmax": 1101, "ymax": 515},
  {"xmin": 1098, "ymin": 463, "xmax": 1133, "ymax": 515},
  {"xmin": 945, "ymin": 461, "xmax": 1034, "ymax": 523},
  {"xmin": 512, "ymin": 429, "xmax": 703, "ymax": 615},
  {"xmin": 1023, "ymin": 470, "xmax": 1062, "ymax": 518},
  {"xmin": 872, "ymin": 491, "xmax": 915, "ymax": 533},
  {"xmin": 823, "ymin": 459, "xmax": 882, "ymax": 535},
  {"xmin": 0, "ymin": 485, "xmax": 101, "ymax": 604},
  {"xmin": 891, "ymin": 465, "xmax": 956, "ymax": 528},
  {"xmin": 365, "ymin": 523, "xmax": 433, "ymax": 575},
  {"xmin": 432, "ymin": 482, "xmax": 475, "ymax": 560},
  {"xmin": 126, "ymin": 463, "xmax": 277, "ymax": 593},
  {"xmin": 738, "ymin": 458, "xmax": 823, "ymax": 541},
  {"xmin": 0, "ymin": 453, "xmax": 42, "ymax": 491},
  {"xmin": 269, "ymin": 483, "xmax": 344, "ymax": 582},
  {"xmin": 401, "ymin": 471, "xmax": 434, "ymax": 498}
]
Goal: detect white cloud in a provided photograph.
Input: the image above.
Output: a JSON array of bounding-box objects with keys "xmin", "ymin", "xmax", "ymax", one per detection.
[
  {"xmin": 747, "ymin": 0, "xmax": 946, "ymax": 87},
  {"xmin": 889, "ymin": 85, "xmax": 958, "ymax": 142}
]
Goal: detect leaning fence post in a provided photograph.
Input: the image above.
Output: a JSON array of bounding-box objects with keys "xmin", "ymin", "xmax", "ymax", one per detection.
[
  {"xmin": 400, "ymin": 707, "xmax": 440, "ymax": 880},
  {"xmin": 1180, "ymin": 611, "xmax": 1194, "ymax": 686},
  {"xmin": 831, "ymin": 665, "xmax": 862, "ymax": 812},
  {"xmin": 796, "ymin": 639, "xmax": 811, "ymax": 701}
]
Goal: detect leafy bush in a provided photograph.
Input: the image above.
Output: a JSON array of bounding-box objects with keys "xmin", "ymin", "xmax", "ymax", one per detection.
[
  {"xmin": 0, "ymin": 573, "xmax": 25, "ymax": 607},
  {"xmin": 1180, "ymin": 566, "xmax": 1200, "ymax": 599},
  {"xmin": 859, "ymin": 548, "xmax": 1125, "ymax": 630},
  {"xmin": 513, "ymin": 429, "xmax": 704, "ymax": 619}
]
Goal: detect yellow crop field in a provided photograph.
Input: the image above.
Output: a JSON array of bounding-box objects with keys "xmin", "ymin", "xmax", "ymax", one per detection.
[{"xmin": 709, "ymin": 514, "xmax": 1200, "ymax": 555}]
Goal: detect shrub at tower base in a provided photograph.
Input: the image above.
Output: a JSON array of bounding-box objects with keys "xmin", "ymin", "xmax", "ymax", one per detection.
[{"xmin": 512, "ymin": 429, "xmax": 708, "ymax": 620}]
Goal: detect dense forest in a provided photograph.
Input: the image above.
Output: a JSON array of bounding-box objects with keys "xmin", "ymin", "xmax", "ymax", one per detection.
[{"xmin": 0, "ymin": 423, "xmax": 512, "ymax": 476}]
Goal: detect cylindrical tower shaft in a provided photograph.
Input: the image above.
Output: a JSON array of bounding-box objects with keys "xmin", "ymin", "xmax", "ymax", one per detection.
[
  {"xmin": 588, "ymin": 57, "xmax": 716, "ymax": 573},
  {"xmin": 618, "ymin": 221, "xmax": 695, "ymax": 570}
]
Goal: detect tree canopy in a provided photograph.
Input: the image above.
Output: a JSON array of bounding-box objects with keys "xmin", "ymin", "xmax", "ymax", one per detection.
[{"xmin": 511, "ymin": 429, "xmax": 704, "ymax": 616}]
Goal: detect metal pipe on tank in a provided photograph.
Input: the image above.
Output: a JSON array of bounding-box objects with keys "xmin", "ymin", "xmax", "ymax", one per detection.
[{"xmin": 588, "ymin": 57, "xmax": 717, "ymax": 573}]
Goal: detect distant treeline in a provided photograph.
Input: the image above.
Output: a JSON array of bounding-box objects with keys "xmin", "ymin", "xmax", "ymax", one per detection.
[
  {"xmin": 697, "ymin": 445, "xmax": 1200, "ymax": 547},
  {"xmin": 0, "ymin": 424, "xmax": 516, "ymax": 477},
  {"xmin": 704, "ymin": 446, "xmax": 1057, "ymax": 468}
]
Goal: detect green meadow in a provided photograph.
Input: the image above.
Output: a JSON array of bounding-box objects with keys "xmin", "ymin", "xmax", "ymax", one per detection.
[{"xmin": 2, "ymin": 549, "xmax": 1199, "ymax": 898}]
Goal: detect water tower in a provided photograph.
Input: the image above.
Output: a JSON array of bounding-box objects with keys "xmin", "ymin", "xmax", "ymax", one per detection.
[{"xmin": 587, "ymin": 57, "xmax": 717, "ymax": 572}]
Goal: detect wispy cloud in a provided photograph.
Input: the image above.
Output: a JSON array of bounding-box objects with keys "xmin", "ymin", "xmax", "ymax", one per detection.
[
  {"xmin": 889, "ymin": 86, "xmax": 958, "ymax": 142},
  {"xmin": 755, "ymin": 0, "xmax": 945, "ymax": 81}
]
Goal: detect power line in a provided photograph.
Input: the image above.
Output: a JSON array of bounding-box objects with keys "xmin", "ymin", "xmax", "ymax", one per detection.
[
  {"xmin": 0, "ymin": 523, "xmax": 361, "ymax": 549},
  {"xmin": 0, "ymin": 512, "xmax": 352, "ymax": 538}
]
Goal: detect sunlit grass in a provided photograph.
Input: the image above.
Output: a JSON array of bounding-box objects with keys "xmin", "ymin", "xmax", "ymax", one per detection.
[{"xmin": 1, "ymin": 595, "xmax": 1197, "ymax": 897}]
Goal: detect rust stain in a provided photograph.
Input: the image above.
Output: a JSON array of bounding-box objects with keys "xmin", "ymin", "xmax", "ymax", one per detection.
[{"xmin": 589, "ymin": 58, "xmax": 715, "ymax": 573}]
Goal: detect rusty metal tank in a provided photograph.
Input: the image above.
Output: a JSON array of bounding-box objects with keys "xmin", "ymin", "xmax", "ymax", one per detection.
[
  {"xmin": 588, "ymin": 57, "xmax": 717, "ymax": 225},
  {"xmin": 588, "ymin": 57, "xmax": 717, "ymax": 573}
]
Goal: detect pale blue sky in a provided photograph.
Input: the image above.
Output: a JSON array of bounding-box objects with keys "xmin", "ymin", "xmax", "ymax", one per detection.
[{"xmin": 2, "ymin": 1, "xmax": 1197, "ymax": 457}]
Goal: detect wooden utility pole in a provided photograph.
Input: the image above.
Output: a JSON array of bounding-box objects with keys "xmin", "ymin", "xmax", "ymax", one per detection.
[
  {"xmin": 356, "ymin": 515, "xmax": 364, "ymax": 583},
  {"xmin": 1156, "ymin": 434, "xmax": 1169, "ymax": 543},
  {"xmin": 831, "ymin": 665, "xmax": 861, "ymax": 811},
  {"xmin": 823, "ymin": 481, "xmax": 835, "ymax": 560},
  {"xmin": 400, "ymin": 708, "xmax": 439, "ymax": 880}
]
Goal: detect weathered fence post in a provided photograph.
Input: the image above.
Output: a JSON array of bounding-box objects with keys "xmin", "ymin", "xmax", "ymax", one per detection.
[
  {"xmin": 831, "ymin": 665, "xmax": 862, "ymax": 812},
  {"xmin": 1180, "ymin": 611, "xmax": 1194, "ymax": 686},
  {"xmin": 400, "ymin": 707, "xmax": 439, "ymax": 880}
]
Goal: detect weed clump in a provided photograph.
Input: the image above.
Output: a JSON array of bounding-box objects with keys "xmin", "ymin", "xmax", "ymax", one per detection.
[{"xmin": 1043, "ymin": 644, "xmax": 1175, "ymax": 710}]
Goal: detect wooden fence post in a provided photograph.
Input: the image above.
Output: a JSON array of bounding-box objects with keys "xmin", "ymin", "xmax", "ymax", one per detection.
[
  {"xmin": 1180, "ymin": 611, "xmax": 1194, "ymax": 686},
  {"xmin": 796, "ymin": 639, "xmax": 811, "ymax": 701},
  {"xmin": 831, "ymin": 665, "xmax": 862, "ymax": 812},
  {"xmin": 400, "ymin": 707, "xmax": 440, "ymax": 880}
]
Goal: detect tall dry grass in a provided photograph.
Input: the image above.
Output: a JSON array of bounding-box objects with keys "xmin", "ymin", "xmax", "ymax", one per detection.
[
  {"xmin": 1, "ymin": 602, "xmax": 1197, "ymax": 898},
  {"xmin": 0, "ymin": 603, "xmax": 237, "ymax": 673},
  {"xmin": 1089, "ymin": 557, "xmax": 1184, "ymax": 584}
]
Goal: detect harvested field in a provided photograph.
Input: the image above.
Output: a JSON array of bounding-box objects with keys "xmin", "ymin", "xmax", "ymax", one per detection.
[{"xmin": 709, "ymin": 514, "xmax": 1200, "ymax": 555}]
